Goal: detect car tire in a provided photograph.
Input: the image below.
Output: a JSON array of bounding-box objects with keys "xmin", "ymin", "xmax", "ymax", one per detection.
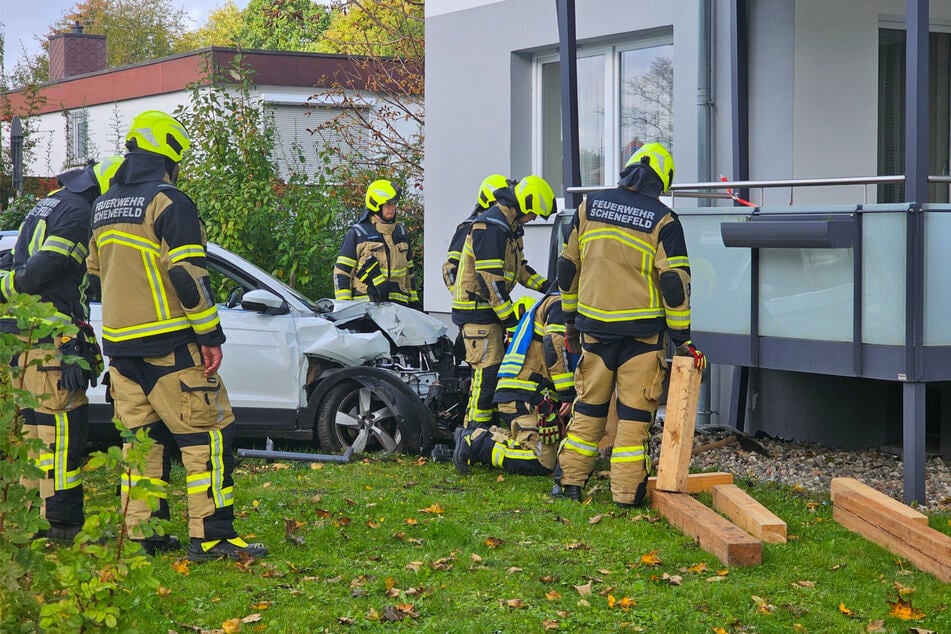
[{"xmin": 316, "ymin": 380, "xmax": 409, "ymax": 455}]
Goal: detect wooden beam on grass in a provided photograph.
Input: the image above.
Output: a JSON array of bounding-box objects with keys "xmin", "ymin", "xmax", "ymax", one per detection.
[
  {"xmin": 831, "ymin": 478, "xmax": 951, "ymax": 583},
  {"xmin": 655, "ymin": 356, "xmax": 703, "ymax": 492},
  {"xmin": 651, "ymin": 490, "xmax": 762, "ymax": 566},
  {"xmin": 712, "ymin": 483, "xmax": 787, "ymax": 543},
  {"xmin": 647, "ymin": 471, "xmax": 733, "ymax": 494}
]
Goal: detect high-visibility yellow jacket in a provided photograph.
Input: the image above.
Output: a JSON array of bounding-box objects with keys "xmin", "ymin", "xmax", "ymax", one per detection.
[
  {"xmin": 557, "ymin": 185, "xmax": 692, "ymax": 344},
  {"xmin": 493, "ymin": 293, "xmax": 575, "ymax": 406},
  {"xmin": 87, "ymin": 152, "xmax": 225, "ymax": 357},
  {"xmin": 451, "ymin": 189, "xmax": 547, "ymax": 327}
]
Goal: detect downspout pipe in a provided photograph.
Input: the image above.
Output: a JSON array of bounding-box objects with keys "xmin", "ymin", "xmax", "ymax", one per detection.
[
  {"xmin": 696, "ymin": 0, "xmax": 714, "ymax": 427},
  {"xmin": 556, "ymin": 0, "xmax": 582, "ymax": 210}
]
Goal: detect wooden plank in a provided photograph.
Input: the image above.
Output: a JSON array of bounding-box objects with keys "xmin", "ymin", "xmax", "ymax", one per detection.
[
  {"xmin": 832, "ymin": 504, "xmax": 951, "ymax": 583},
  {"xmin": 832, "ymin": 489, "xmax": 951, "ymax": 576},
  {"xmin": 830, "ymin": 478, "xmax": 928, "ymax": 526},
  {"xmin": 655, "ymin": 356, "xmax": 703, "ymax": 492},
  {"xmin": 712, "ymin": 484, "xmax": 787, "ymax": 544},
  {"xmin": 647, "ymin": 471, "xmax": 733, "ymax": 494},
  {"xmin": 651, "ymin": 490, "xmax": 762, "ymax": 567}
]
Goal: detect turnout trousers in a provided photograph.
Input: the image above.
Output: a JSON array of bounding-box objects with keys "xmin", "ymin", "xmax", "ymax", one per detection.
[
  {"xmin": 466, "ymin": 400, "xmax": 557, "ymax": 476},
  {"xmin": 18, "ymin": 346, "xmax": 89, "ymax": 527},
  {"xmin": 460, "ymin": 322, "xmax": 504, "ymax": 428},
  {"xmin": 109, "ymin": 343, "xmax": 239, "ymax": 541},
  {"xmin": 558, "ymin": 333, "xmax": 667, "ymax": 505}
]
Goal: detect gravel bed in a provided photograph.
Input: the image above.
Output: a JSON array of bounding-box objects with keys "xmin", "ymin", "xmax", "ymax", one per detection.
[{"xmin": 672, "ymin": 428, "xmax": 951, "ymax": 513}]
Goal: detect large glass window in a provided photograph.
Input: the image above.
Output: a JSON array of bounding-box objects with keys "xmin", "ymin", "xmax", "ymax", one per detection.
[
  {"xmin": 878, "ymin": 28, "xmax": 951, "ymax": 203},
  {"xmin": 537, "ymin": 37, "xmax": 673, "ymax": 196}
]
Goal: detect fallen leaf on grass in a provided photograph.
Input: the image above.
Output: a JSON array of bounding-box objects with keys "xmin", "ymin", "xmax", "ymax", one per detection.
[
  {"xmin": 661, "ymin": 573, "xmax": 682, "ymax": 586},
  {"xmin": 907, "ymin": 628, "xmax": 936, "ymax": 634},
  {"xmin": 886, "ymin": 596, "xmax": 925, "ymax": 620},
  {"xmin": 706, "ymin": 575, "xmax": 727, "ymax": 583},
  {"xmin": 250, "ymin": 602, "xmax": 270, "ymax": 611},
  {"xmin": 285, "ymin": 519, "xmax": 306, "ymax": 545},
  {"xmin": 382, "ymin": 604, "xmax": 418, "ymax": 621},
  {"xmin": 792, "ymin": 580, "xmax": 815, "ymax": 588},
  {"xmin": 578, "ymin": 599, "xmax": 590, "ymax": 607},
  {"xmin": 172, "ymin": 559, "xmax": 190, "ymax": 575},
  {"xmin": 686, "ymin": 562, "xmax": 707, "ymax": 574},
  {"xmin": 506, "ymin": 566, "xmax": 522, "ymax": 574},
  {"xmin": 545, "ymin": 590, "xmax": 562, "ymax": 601},
  {"xmin": 431, "ymin": 556, "xmax": 454, "ymax": 571},
  {"xmin": 332, "ymin": 516, "xmax": 351, "ymax": 527},
  {"xmin": 751, "ymin": 595, "xmax": 775, "ymax": 614},
  {"xmin": 539, "ymin": 575, "xmax": 559, "ymax": 583},
  {"xmin": 404, "ymin": 518, "xmax": 418, "ymax": 526},
  {"xmin": 542, "ymin": 619, "xmax": 560, "ymax": 630},
  {"xmin": 598, "ymin": 569, "xmax": 611, "ymax": 575},
  {"xmin": 405, "ymin": 561, "xmax": 423, "ymax": 572},
  {"xmin": 589, "ymin": 514, "xmax": 605, "ymax": 525},
  {"xmin": 607, "ymin": 595, "xmax": 636, "ymax": 611},
  {"xmin": 366, "ymin": 520, "xmax": 380, "ymax": 529},
  {"xmin": 865, "ymin": 620, "xmax": 886, "ymax": 633},
  {"xmin": 554, "ymin": 515, "xmax": 571, "ymax": 525},
  {"xmin": 839, "ymin": 602, "xmax": 858, "ymax": 618},
  {"xmin": 485, "ymin": 536, "xmax": 504, "ymax": 549},
  {"xmin": 241, "ymin": 614, "xmax": 262, "ymax": 624},
  {"xmin": 315, "ymin": 508, "xmax": 331, "ymax": 519},
  {"xmin": 470, "ymin": 553, "xmax": 483, "ymax": 562},
  {"xmin": 712, "ymin": 628, "xmax": 728, "ymax": 634},
  {"xmin": 893, "ymin": 580, "xmax": 915, "ymax": 595},
  {"xmin": 222, "ymin": 618, "xmax": 241, "ymax": 633},
  {"xmin": 565, "ymin": 542, "xmax": 588, "ymax": 551},
  {"xmin": 156, "ymin": 586, "xmax": 172, "ymax": 596},
  {"xmin": 573, "ymin": 581, "xmax": 593, "ymax": 596},
  {"xmin": 505, "ymin": 598, "xmax": 528, "ymax": 609},
  {"xmin": 414, "ymin": 456, "xmax": 427, "ymax": 466},
  {"xmin": 419, "ymin": 503, "xmax": 445, "ymax": 515},
  {"xmin": 336, "ymin": 616, "xmax": 355, "ymax": 625},
  {"xmin": 639, "ymin": 551, "xmax": 662, "ymax": 566}
]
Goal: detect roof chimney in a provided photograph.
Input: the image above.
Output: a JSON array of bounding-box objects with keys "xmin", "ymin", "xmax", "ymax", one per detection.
[{"xmin": 48, "ymin": 22, "xmax": 107, "ymax": 81}]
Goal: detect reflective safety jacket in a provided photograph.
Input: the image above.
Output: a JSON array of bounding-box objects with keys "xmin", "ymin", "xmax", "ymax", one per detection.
[
  {"xmin": 451, "ymin": 189, "xmax": 547, "ymax": 327},
  {"xmin": 442, "ymin": 206, "xmax": 480, "ymax": 293},
  {"xmin": 87, "ymin": 152, "xmax": 225, "ymax": 357},
  {"xmin": 557, "ymin": 185, "xmax": 692, "ymax": 344},
  {"xmin": 334, "ymin": 211, "xmax": 418, "ymax": 305},
  {"xmin": 493, "ymin": 293, "xmax": 575, "ymax": 406},
  {"xmin": 0, "ymin": 175, "xmax": 96, "ymax": 329}
]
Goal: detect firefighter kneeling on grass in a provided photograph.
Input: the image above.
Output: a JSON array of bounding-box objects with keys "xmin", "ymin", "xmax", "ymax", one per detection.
[{"xmin": 453, "ymin": 292, "xmax": 576, "ymax": 476}]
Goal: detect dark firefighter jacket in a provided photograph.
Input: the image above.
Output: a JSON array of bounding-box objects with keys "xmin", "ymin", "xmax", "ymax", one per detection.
[
  {"xmin": 87, "ymin": 152, "xmax": 225, "ymax": 357},
  {"xmin": 0, "ymin": 168, "xmax": 98, "ymax": 329},
  {"xmin": 557, "ymin": 184, "xmax": 692, "ymax": 345},
  {"xmin": 451, "ymin": 188, "xmax": 547, "ymax": 327},
  {"xmin": 334, "ymin": 211, "xmax": 418, "ymax": 305}
]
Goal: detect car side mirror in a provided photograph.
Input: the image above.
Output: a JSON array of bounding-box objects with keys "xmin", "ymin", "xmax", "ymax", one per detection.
[{"xmin": 240, "ymin": 288, "xmax": 289, "ymax": 315}]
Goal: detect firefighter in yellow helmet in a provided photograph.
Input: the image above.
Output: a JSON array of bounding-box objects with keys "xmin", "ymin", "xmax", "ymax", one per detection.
[
  {"xmin": 453, "ymin": 292, "xmax": 576, "ymax": 476},
  {"xmin": 451, "ymin": 175, "xmax": 554, "ymax": 429},
  {"xmin": 0, "ymin": 156, "xmax": 121, "ymax": 542},
  {"xmin": 334, "ymin": 179, "xmax": 419, "ymax": 307},
  {"xmin": 555, "ymin": 142, "xmax": 706, "ymax": 507},
  {"xmin": 442, "ymin": 174, "xmax": 515, "ymax": 294},
  {"xmin": 87, "ymin": 110, "xmax": 267, "ymax": 561}
]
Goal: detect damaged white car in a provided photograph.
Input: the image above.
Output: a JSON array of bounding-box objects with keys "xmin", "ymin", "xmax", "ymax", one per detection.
[{"xmin": 0, "ymin": 231, "xmax": 467, "ymax": 455}]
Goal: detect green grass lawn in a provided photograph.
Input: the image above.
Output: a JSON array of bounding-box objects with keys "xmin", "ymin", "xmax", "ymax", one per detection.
[{"xmin": 78, "ymin": 447, "xmax": 951, "ymax": 633}]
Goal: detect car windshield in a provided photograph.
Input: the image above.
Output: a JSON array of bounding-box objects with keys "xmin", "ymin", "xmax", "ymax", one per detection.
[{"xmin": 209, "ymin": 244, "xmax": 323, "ymax": 313}]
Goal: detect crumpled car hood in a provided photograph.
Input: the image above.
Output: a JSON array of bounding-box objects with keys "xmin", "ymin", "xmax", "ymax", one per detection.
[
  {"xmin": 317, "ymin": 300, "xmax": 448, "ymax": 347},
  {"xmin": 294, "ymin": 315, "xmax": 390, "ymax": 366}
]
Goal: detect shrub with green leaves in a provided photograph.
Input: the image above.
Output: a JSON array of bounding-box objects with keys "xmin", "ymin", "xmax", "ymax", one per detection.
[
  {"xmin": 175, "ymin": 54, "xmax": 343, "ymax": 301},
  {"xmin": 0, "ymin": 293, "xmax": 167, "ymax": 632}
]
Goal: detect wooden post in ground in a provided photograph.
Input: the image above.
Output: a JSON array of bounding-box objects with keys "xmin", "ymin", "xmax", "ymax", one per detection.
[
  {"xmin": 831, "ymin": 478, "xmax": 951, "ymax": 582},
  {"xmin": 655, "ymin": 356, "xmax": 703, "ymax": 492}
]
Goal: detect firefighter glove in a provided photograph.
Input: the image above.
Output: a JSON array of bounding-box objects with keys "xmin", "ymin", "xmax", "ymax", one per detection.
[
  {"xmin": 58, "ymin": 336, "xmax": 88, "ymax": 392},
  {"xmin": 78, "ymin": 321, "xmax": 105, "ymax": 387},
  {"xmin": 564, "ymin": 322, "xmax": 580, "ymax": 355},
  {"xmin": 537, "ymin": 398, "xmax": 564, "ymax": 445},
  {"xmin": 675, "ymin": 340, "xmax": 706, "ymax": 370}
]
